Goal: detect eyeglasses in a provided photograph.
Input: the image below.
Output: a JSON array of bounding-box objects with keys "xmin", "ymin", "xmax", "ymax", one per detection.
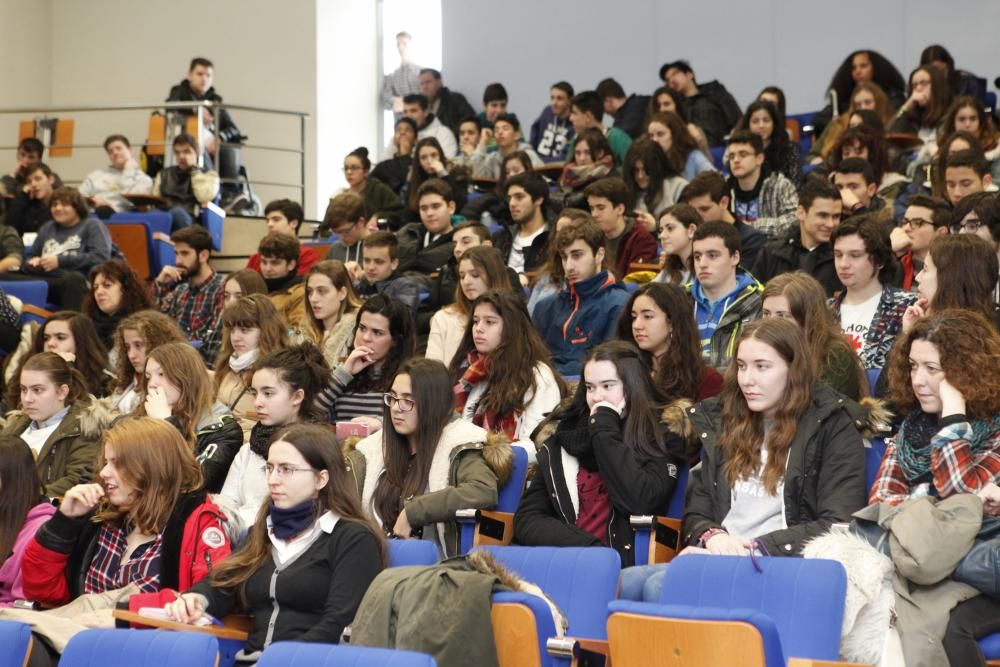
[
  {"xmin": 262, "ymin": 463, "xmax": 315, "ymax": 478},
  {"xmin": 951, "ymin": 218, "xmax": 982, "ymax": 234},
  {"xmin": 901, "ymin": 217, "xmax": 933, "ymax": 229},
  {"xmin": 383, "ymin": 393, "xmax": 415, "ymax": 412},
  {"xmin": 343, "ymin": 165, "xmax": 364, "ymax": 172}
]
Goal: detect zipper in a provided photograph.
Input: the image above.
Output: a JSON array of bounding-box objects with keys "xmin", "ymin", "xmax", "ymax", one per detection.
[{"xmin": 546, "ymin": 448, "xmax": 570, "ymax": 523}]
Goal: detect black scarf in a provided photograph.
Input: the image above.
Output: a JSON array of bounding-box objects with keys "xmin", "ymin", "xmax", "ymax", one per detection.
[
  {"xmin": 556, "ymin": 410, "xmax": 599, "ymax": 471},
  {"xmin": 92, "ymin": 309, "xmax": 121, "ymax": 350},
  {"xmin": 249, "ymin": 422, "xmax": 282, "ymax": 459},
  {"xmin": 269, "ymin": 500, "xmax": 316, "ymax": 540},
  {"xmin": 265, "ymin": 273, "xmax": 301, "ymax": 294}
]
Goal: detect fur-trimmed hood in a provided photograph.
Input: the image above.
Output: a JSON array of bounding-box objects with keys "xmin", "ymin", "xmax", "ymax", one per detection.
[{"xmin": 2, "ymin": 394, "xmax": 117, "ymax": 440}]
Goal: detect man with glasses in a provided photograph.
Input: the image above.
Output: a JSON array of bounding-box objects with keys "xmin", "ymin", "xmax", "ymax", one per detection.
[
  {"xmin": 246, "ymin": 198, "xmax": 318, "ymax": 276},
  {"xmin": 890, "ymin": 194, "xmax": 951, "ymax": 291},
  {"xmin": 324, "ymin": 191, "xmax": 371, "ymax": 282},
  {"xmin": 951, "ymin": 193, "xmax": 1000, "ymax": 300},
  {"xmin": 724, "ymin": 132, "xmax": 797, "ymax": 240}
]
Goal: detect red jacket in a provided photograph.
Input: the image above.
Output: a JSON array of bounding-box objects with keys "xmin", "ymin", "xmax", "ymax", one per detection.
[
  {"xmin": 247, "ymin": 245, "xmax": 320, "ymax": 276},
  {"xmin": 614, "ymin": 221, "xmax": 658, "ymax": 279},
  {"xmin": 22, "ymin": 491, "xmax": 231, "ymax": 607}
]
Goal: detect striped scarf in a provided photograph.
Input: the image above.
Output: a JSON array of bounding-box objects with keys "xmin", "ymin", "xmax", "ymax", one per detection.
[{"xmin": 453, "ymin": 350, "xmax": 519, "ymax": 439}]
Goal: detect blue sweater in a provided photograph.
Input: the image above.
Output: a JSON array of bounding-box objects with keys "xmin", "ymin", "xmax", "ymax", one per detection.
[{"xmin": 533, "ymin": 270, "xmax": 629, "ymax": 376}]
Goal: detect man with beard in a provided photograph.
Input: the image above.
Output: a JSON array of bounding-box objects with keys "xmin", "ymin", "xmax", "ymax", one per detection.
[
  {"xmin": 154, "ymin": 225, "xmax": 225, "ymax": 363},
  {"xmin": 256, "ymin": 232, "xmax": 305, "ymax": 330},
  {"xmin": 494, "ymin": 173, "xmax": 550, "ymax": 286}
]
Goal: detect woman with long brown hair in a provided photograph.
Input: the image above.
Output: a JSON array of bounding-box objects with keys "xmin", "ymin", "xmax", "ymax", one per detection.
[
  {"xmin": 213, "ymin": 295, "xmax": 289, "ymax": 431},
  {"xmin": 222, "ymin": 269, "xmax": 268, "ymax": 307},
  {"xmin": 109, "ymin": 310, "xmax": 187, "ymax": 414},
  {"xmin": 0, "ymin": 436, "xmax": 56, "ymax": 606},
  {"xmin": 682, "ymin": 317, "xmax": 866, "ymax": 558},
  {"xmin": 303, "ymin": 260, "xmax": 362, "ymax": 366},
  {"xmin": 405, "ymin": 137, "xmax": 466, "ymax": 221},
  {"xmin": 450, "ymin": 290, "xmax": 563, "ymax": 453},
  {"xmin": 646, "ymin": 110, "xmax": 715, "ymax": 181},
  {"xmin": 346, "ymin": 357, "xmax": 511, "ymax": 557},
  {"xmin": 427, "ymin": 245, "xmax": 513, "ymax": 367},
  {"xmin": 616, "ymin": 282, "xmax": 722, "ymax": 402},
  {"xmin": 762, "ymin": 272, "xmax": 869, "ymax": 400},
  {"xmin": 3, "ymin": 352, "xmax": 114, "ymax": 497},
  {"xmin": 650, "ymin": 204, "xmax": 701, "ymax": 285},
  {"xmin": 810, "ymin": 81, "xmax": 893, "ymax": 164},
  {"xmin": 165, "ymin": 424, "xmax": 383, "ymax": 658},
  {"xmin": 82, "ymin": 259, "xmax": 154, "ymax": 351},
  {"xmin": 903, "ymin": 233, "xmax": 1000, "ymax": 333},
  {"xmin": 134, "ymin": 342, "xmax": 243, "ymax": 492},
  {"xmin": 889, "ymin": 65, "xmax": 952, "ymax": 140}
]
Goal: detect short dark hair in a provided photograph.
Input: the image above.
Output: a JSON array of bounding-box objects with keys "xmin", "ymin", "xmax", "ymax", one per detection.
[
  {"xmin": 554, "ymin": 218, "xmax": 605, "ymax": 256},
  {"xmin": 483, "ymin": 83, "xmax": 508, "ymax": 104},
  {"xmin": 682, "ymin": 171, "xmax": 728, "ymax": 204},
  {"xmin": 419, "ymin": 68, "xmax": 441, "ymax": 80},
  {"xmin": 583, "ymin": 177, "xmax": 632, "ymax": 211},
  {"xmin": 907, "ymin": 194, "xmax": 953, "ymax": 229},
  {"xmin": 49, "ymin": 187, "xmax": 89, "ymax": 220},
  {"xmin": 830, "ymin": 214, "xmax": 897, "ymax": 283},
  {"xmin": 834, "ymin": 157, "xmax": 876, "ymax": 185},
  {"xmin": 363, "ymin": 230, "xmax": 399, "ymax": 259},
  {"xmin": 505, "ymin": 172, "xmax": 548, "ymax": 204},
  {"xmin": 571, "ymin": 91, "xmax": 604, "ymax": 120},
  {"xmin": 551, "ymin": 81, "xmax": 574, "ymax": 97},
  {"xmin": 452, "ymin": 220, "xmax": 491, "ymax": 243},
  {"xmin": 23, "ymin": 162, "xmax": 52, "ymax": 179},
  {"xmin": 659, "ymin": 60, "xmax": 693, "ymax": 81},
  {"xmin": 493, "ymin": 112, "xmax": 521, "ymax": 132},
  {"xmin": 172, "ymin": 133, "xmax": 198, "ymax": 151},
  {"xmin": 798, "ymin": 177, "xmax": 841, "ymax": 211},
  {"xmin": 946, "ymin": 149, "xmax": 990, "ymax": 177},
  {"xmin": 596, "ymin": 78, "xmax": 626, "ymax": 100},
  {"xmin": 18, "ymin": 137, "xmax": 43, "ymax": 155},
  {"xmin": 417, "ymin": 177, "xmax": 455, "ymax": 204},
  {"xmin": 171, "ymin": 225, "xmax": 213, "ymax": 254},
  {"xmin": 395, "ymin": 116, "xmax": 418, "ymax": 134},
  {"xmin": 103, "ymin": 134, "xmax": 130, "ymax": 150},
  {"xmin": 263, "ymin": 199, "xmax": 304, "ymax": 232},
  {"xmin": 323, "ymin": 191, "xmax": 365, "ymax": 229},
  {"xmin": 402, "ymin": 94, "xmax": 428, "ymax": 110},
  {"xmin": 951, "ymin": 192, "xmax": 995, "ymax": 233},
  {"xmin": 693, "ymin": 220, "xmax": 741, "ymax": 255},
  {"xmin": 189, "ymin": 57, "xmax": 213, "ymax": 71},
  {"xmin": 258, "ymin": 231, "xmax": 300, "ymax": 262},
  {"xmin": 726, "ymin": 131, "xmax": 764, "ymax": 154},
  {"xmin": 458, "ymin": 116, "xmax": 481, "ymax": 132}
]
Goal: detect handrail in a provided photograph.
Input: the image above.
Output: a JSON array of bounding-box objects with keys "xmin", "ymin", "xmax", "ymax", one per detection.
[{"xmin": 0, "ymin": 101, "xmax": 308, "ymax": 117}]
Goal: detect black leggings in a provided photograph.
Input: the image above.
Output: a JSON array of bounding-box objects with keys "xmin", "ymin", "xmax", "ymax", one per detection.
[{"xmin": 943, "ymin": 595, "xmax": 1000, "ymax": 667}]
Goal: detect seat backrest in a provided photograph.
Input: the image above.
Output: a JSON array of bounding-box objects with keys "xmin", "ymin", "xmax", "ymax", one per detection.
[
  {"xmin": 866, "ymin": 436, "xmax": 887, "ymax": 494},
  {"xmin": 201, "ymin": 203, "xmax": 225, "ymax": 252},
  {"xmin": 866, "ymin": 368, "xmax": 881, "ymax": 393},
  {"xmin": 0, "ymin": 280, "xmax": 48, "ymax": 308},
  {"xmin": 258, "ymin": 641, "xmax": 437, "ymax": 667},
  {"xmin": 665, "ymin": 463, "xmax": 689, "ymax": 519},
  {"xmin": 60, "ymin": 629, "xmax": 219, "ymax": 667},
  {"xmin": 0, "ymin": 620, "xmax": 32, "ymax": 667},
  {"xmin": 660, "ymin": 554, "xmax": 846, "ymax": 661},
  {"xmin": 110, "ymin": 211, "xmax": 173, "ymax": 238},
  {"xmin": 106, "ymin": 222, "xmax": 153, "ymax": 279},
  {"xmin": 388, "ymin": 540, "xmax": 438, "ymax": 567},
  {"xmin": 480, "ymin": 545, "xmax": 621, "ymax": 639},
  {"xmin": 496, "ymin": 445, "xmax": 528, "ymax": 513}
]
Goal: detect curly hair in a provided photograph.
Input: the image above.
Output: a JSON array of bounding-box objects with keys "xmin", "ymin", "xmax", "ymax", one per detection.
[
  {"xmin": 83, "ymin": 260, "xmax": 153, "ymax": 319},
  {"xmin": 887, "ymin": 309, "xmax": 1000, "ymax": 419},
  {"xmin": 111, "ymin": 311, "xmax": 187, "ymax": 392}
]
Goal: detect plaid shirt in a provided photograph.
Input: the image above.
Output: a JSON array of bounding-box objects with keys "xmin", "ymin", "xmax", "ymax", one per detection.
[
  {"xmin": 869, "ymin": 418, "xmax": 1000, "ymax": 505},
  {"xmin": 154, "ymin": 270, "xmax": 225, "ymax": 362},
  {"xmin": 83, "ymin": 522, "xmax": 163, "ymax": 594}
]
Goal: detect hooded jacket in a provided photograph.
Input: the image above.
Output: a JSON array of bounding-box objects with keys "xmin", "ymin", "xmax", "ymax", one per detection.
[
  {"xmin": 166, "ymin": 403, "xmax": 244, "ymax": 494},
  {"xmin": 514, "ymin": 402, "xmax": 694, "ymax": 566},
  {"xmin": 687, "ymin": 271, "xmax": 763, "ymax": 372},
  {"xmin": 529, "ymin": 106, "xmax": 575, "ymax": 163},
  {"xmin": 682, "ymin": 382, "xmax": 870, "ymax": 556},
  {"xmin": 0, "ymin": 501, "xmax": 56, "ymax": 606},
  {"xmin": 344, "ymin": 419, "xmax": 513, "ymax": 557},
  {"xmin": 750, "ymin": 224, "xmax": 842, "ymax": 297},
  {"xmin": 3, "ymin": 397, "xmax": 116, "ymax": 498},
  {"xmin": 22, "ymin": 489, "xmax": 231, "ymax": 607},
  {"xmin": 533, "ymin": 270, "xmax": 629, "ymax": 376}
]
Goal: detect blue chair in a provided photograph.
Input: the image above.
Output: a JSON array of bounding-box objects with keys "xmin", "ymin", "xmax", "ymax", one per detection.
[
  {"xmin": 866, "ymin": 436, "xmax": 887, "ymax": 495},
  {"xmin": 480, "ymin": 545, "xmax": 621, "ymax": 667},
  {"xmin": 867, "ymin": 367, "xmax": 881, "ymax": 393},
  {"xmin": 60, "ymin": 629, "xmax": 219, "ymax": 667},
  {"xmin": 258, "ymin": 641, "xmax": 437, "ymax": 667},
  {"xmin": 979, "ymin": 631, "xmax": 1000, "ymax": 663},
  {"xmin": 631, "ymin": 463, "xmax": 689, "ymax": 566},
  {"xmin": 623, "ymin": 282, "xmax": 640, "ymax": 294},
  {"xmin": 986, "ymin": 91, "xmax": 997, "ymax": 113},
  {"xmin": 109, "ymin": 212, "xmax": 175, "ymax": 276},
  {"xmin": 457, "ymin": 445, "xmax": 529, "ymax": 552},
  {"xmin": 606, "ymin": 554, "xmax": 847, "ymax": 667},
  {"xmin": 200, "ymin": 204, "xmax": 225, "ymax": 252},
  {"xmin": 710, "ymin": 145, "xmax": 727, "ymax": 170},
  {"xmin": 0, "ymin": 620, "xmax": 32, "ymax": 667},
  {"xmin": 388, "ymin": 539, "xmax": 438, "ymax": 567}
]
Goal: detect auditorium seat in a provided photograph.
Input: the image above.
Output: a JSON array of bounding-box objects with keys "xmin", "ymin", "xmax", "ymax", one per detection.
[
  {"xmin": 0, "ymin": 620, "xmax": 32, "ymax": 667},
  {"xmin": 257, "ymin": 641, "xmax": 437, "ymax": 667},
  {"xmin": 458, "ymin": 444, "xmax": 529, "ymax": 551},
  {"xmin": 388, "ymin": 539, "xmax": 438, "ymax": 567},
  {"xmin": 60, "ymin": 629, "xmax": 219, "ymax": 667},
  {"xmin": 630, "ymin": 463, "xmax": 689, "ymax": 566}
]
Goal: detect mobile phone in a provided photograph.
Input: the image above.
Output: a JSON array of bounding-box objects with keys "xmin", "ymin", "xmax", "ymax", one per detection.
[{"xmin": 336, "ymin": 422, "xmax": 370, "ymax": 439}]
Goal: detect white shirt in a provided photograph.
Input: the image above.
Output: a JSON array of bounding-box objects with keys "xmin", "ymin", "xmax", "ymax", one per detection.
[
  {"xmin": 839, "ymin": 290, "xmax": 881, "ymax": 360},
  {"xmin": 266, "ymin": 510, "xmax": 339, "ymax": 567},
  {"xmin": 509, "ymin": 225, "xmax": 547, "ymax": 273},
  {"xmin": 20, "ymin": 407, "xmax": 69, "ymax": 457}
]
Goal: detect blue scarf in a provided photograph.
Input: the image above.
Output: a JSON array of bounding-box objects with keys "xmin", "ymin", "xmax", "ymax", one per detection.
[
  {"xmin": 269, "ymin": 500, "xmax": 316, "ymax": 540},
  {"xmin": 897, "ymin": 411, "xmax": 1000, "ymax": 482}
]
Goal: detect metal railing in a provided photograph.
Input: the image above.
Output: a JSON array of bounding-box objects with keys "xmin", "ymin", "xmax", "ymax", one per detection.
[{"xmin": 0, "ymin": 101, "xmax": 309, "ymax": 204}]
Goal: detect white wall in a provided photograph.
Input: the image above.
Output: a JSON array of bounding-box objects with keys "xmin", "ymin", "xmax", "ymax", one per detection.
[
  {"xmin": 0, "ymin": 0, "xmax": 51, "ymax": 108},
  {"xmin": 441, "ymin": 0, "xmax": 1000, "ymax": 122}
]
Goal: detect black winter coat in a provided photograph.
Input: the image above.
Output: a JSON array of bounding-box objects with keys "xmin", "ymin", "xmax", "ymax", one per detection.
[
  {"xmin": 514, "ymin": 406, "xmax": 688, "ymax": 567},
  {"xmin": 491, "ymin": 223, "xmax": 550, "ymax": 274},
  {"xmin": 682, "ymin": 382, "xmax": 867, "ymax": 556},
  {"xmin": 750, "ymin": 225, "xmax": 842, "ymax": 297}
]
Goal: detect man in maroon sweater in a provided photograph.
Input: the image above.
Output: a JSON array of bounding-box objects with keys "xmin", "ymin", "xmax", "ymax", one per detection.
[{"xmin": 584, "ymin": 177, "xmax": 658, "ymax": 279}]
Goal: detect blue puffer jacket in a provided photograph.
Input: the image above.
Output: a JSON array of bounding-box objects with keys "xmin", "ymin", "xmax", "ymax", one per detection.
[{"xmin": 532, "ymin": 270, "xmax": 629, "ymax": 376}]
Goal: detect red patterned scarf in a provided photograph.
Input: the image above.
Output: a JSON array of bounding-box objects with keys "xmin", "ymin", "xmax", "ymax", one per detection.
[{"xmin": 453, "ymin": 350, "xmax": 519, "ymax": 439}]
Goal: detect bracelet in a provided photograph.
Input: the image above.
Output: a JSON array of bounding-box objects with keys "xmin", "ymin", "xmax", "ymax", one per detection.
[{"xmin": 699, "ymin": 527, "xmax": 727, "ymax": 547}]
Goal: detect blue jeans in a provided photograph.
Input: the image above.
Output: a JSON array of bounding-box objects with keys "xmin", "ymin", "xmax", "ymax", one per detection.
[
  {"xmin": 619, "ymin": 563, "xmax": 669, "ymax": 602},
  {"xmin": 168, "ymin": 206, "xmax": 194, "ymax": 231}
]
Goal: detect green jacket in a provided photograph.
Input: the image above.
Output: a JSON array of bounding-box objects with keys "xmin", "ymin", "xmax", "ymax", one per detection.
[
  {"xmin": 344, "ymin": 419, "xmax": 513, "ymax": 557},
  {"xmin": 3, "ymin": 397, "xmax": 115, "ymax": 497}
]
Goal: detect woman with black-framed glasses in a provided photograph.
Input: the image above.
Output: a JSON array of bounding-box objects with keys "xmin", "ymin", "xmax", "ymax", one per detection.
[{"xmin": 345, "ymin": 357, "xmax": 512, "ymax": 557}]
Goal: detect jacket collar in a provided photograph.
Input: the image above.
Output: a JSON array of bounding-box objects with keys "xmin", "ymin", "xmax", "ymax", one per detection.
[{"xmin": 567, "ymin": 270, "xmax": 615, "ymax": 299}]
